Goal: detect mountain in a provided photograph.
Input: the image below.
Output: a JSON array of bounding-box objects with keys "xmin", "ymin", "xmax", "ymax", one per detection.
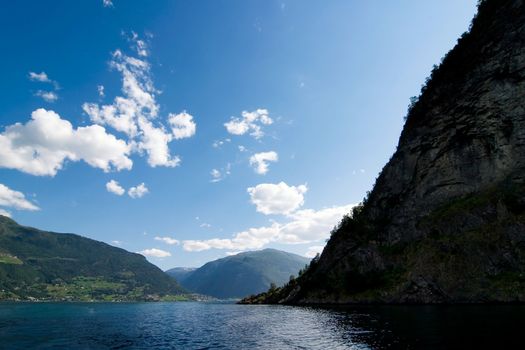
[
  {"xmin": 169, "ymin": 249, "xmax": 310, "ymax": 299},
  {"xmin": 0, "ymin": 215, "xmax": 185, "ymax": 301},
  {"xmin": 242, "ymin": 0, "xmax": 525, "ymax": 304},
  {"xmin": 165, "ymin": 267, "xmax": 197, "ymax": 283}
]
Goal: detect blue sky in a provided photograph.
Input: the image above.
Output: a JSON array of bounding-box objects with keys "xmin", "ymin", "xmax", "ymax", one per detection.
[{"xmin": 0, "ymin": 0, "xmax": 478, "ymax": 269}]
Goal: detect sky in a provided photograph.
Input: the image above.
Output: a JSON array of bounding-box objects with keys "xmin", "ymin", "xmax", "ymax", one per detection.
[{"xmin": 0, "ymin": 0, "xmax": 478, "ymax": 270}]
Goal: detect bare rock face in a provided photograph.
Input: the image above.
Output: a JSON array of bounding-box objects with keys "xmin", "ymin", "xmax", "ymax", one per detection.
[
  {"xmin": 242, "ymin": 0, "xmax": 525, "ymax": 305},
  {"xmin": 367, "ymin": 0, "xmax": 525, "ymax": 246}
]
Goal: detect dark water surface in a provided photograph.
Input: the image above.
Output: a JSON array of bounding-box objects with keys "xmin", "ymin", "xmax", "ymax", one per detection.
[{"xmin": 0, "ymin": 302, "xmax": 523, "ymax": 349}]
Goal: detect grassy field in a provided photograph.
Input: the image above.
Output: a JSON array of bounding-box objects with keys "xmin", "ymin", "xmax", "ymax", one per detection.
[{"xmin": 0, "ymin": 253, "xmax": 23, "ymax": 265}]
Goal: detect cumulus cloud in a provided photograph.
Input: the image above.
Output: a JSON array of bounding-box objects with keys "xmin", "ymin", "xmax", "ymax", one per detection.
[
  {"xmin": 138, "ymin": 248, "xmax": 171, "ymax": 258},
  {"xmin": 182, "ymin": 204, "xmax": 355, "ymax": 252},
  {"xmin": 305, "ymin": 245, "xmax": 324, "ymax": 258},
  {"xmin": 247, "ymin": 182, "xmax": 307, "ymax": 215},
  {"xmin": 249, "ymin": 151, "xmax": 278, "ymax": 175},
  {"xmin": 169, "ymin": 112, "xmax": 196, "ymax": 139},
  {"xmin": 106, "ymin": 180, "xmax": 125, "ymax": 196},
  {"xmin": 28, "ymin": 72, "xmax": 51, "ymax": 83},
  {"xmin": 154, "ymin": 236, "xmax": 180, "ymax": 245},
  {"xmin": 7, "ymin": 37, "xmax": 192, "ymax": 178},
  {"xmin": 128, "ymin": 182, "xmax": 148, "ymax": 198},
  {"xmin": 82, "ymin": 36, "xmax": 194, "ymax": 170},
  {"xmin": 29, "ymin": 71, "xmax": 59, "ymax": 95},
  {"xmin": 138, "ymin": 118, "xmax": 180, "ymax": 167},
  {"xmin": 35, "ymin": 91, "xmax": 58, "ymax": 103},
  {"xmin": 0, "ymin": 183, "xmax": 40, "ymax": 215},
  {"xmin": 224, "ymin": 109, "xmax": 273, "ymax": 139},
  {"xmin": 0, "ymin": 108, "xmax": 132, "ymax": 176}
]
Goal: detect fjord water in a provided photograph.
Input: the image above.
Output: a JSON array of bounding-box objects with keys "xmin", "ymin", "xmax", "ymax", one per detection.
[{"xmin": 0, "ymin": 302, "xmax": 523, "ymax": 349}]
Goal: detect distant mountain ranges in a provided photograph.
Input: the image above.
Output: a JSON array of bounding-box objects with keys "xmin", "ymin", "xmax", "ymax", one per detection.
[
  {"xmin": 0, "ymin": 215, "xmax": 311, "ymax": 301},
  {"xmin": 166, "ymin": 249, "xmax": 310, "ymax": 299},
  {"xmin": 165, "ymin": 267, "xmax": 197, "ymax": 284}
]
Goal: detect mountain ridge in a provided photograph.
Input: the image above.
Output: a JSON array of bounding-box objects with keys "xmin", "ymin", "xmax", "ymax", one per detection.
[
  {"xmin": 169, "ymin": 248, "xmax": 310, "ymax": 299},
  {"xmin": 241, "ymin": 0, "xmax": 525, "ymax": 304},
  {"xmin": 0, "ymin": 215, "xmax": 185, "ymax": 301}
]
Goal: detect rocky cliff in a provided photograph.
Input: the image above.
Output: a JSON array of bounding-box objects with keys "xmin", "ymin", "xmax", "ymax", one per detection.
[{"xmin": 242, "ymin": 0, "xmax": 525, "ymax": 304}]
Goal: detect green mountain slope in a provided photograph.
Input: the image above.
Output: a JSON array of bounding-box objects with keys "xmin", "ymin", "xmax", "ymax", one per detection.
[
  {"xmin": 0, "ymin": 215, "xmax": 184, "ymax": 301},
  {"xmin": 172, "ymin": 249, "xmax": 310, "ymax": 299}
]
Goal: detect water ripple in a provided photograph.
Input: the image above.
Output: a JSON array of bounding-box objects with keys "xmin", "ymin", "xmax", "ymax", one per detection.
[{"xmin": 0, "ymin": 302, "xmax": 523, "ymax": 349}]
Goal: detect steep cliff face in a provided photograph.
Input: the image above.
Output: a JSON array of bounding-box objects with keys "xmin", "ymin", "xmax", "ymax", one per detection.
[{"xmin": 243, "ymin": 0, "xmax": 525, "ymax": 304}]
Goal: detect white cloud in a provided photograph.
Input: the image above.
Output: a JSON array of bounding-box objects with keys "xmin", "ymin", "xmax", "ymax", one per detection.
[
  {"xmin": 29, "ymin": 71, "xmax": 59, "ymax": 91},
  {"xmin": 28, "ymin": 72, "xmax": 51, "ymax": 83},
  {"xmin": 82, "ymin": 38, "xmax": 191, "ymax": 169},
  {"xmin": 98, "ymin": 85, "xmax": 105, "ymax": 97},
  {"xmin": 0, "ymin": 183, "xmax": 40, "ymax": 211},
  {"xmin": 247, "ymin": 182, "xmax": 307, "ymax": 215},
  {"xmin": 168, "ymin": 112, "xmax": 196, "ymax": 139},
  {"xmin": 183, "ymin": 238, "xmax": 246, "ymax": 252},
  {"xmin": 138, "ymin": 248, "xmax": 171, "ymax": 258},
  {"xmin": 277, "ymin": 206, "xmax": 352, "ymax": 243},
  {"xmin": 35, "ymin": 90, "xmax": 58, "ymax": 102},
  {"xmin": 82, "ymin": 49, "xmax": 158, "ymax": 136},
  {"xmin": 102, "ymin": 0, "xmax": 113, "ymax": 7},
  {"xmin": 128, "ymin": 182, "xmax": 148, "ymax": 198},
  {"xmin": 210, "ymin": 163, "xmax": 231, "ymax": 183},
  {"xmin": 212, "ymin": 138, "xmax": 231, "ymax": 148},
  {"xmin": 238, "ymin": 145, "xmax": 247, "ymax": 152},
  {"xmin": 305, "ymin": 245, "xmax": 324, "ymax": 258},
  {"xmin": 130, "ymin": 31, "xmax": 148, "ymax": 57},
  {"xmin": 154, "ymin": 236, "xmax": 180, "ymax": 245},
  {"xmin": 182, "ymin": 204, "xmax": 355, "ymax": 252},
  {"xmin": 0, "ymin": 109, "xmax": 132, "ymax": 176},
  {"xmin": 0, "ymin": 209, "xmax": 11, "ymax": 217},
  {"xmin": 200, "ymin": 223, "xmax": 211, "ymax": 228},
  {"xmin": 111, "ymin": 240, "xmax": 122, "ymax": 246},
  {"xmin": 106, "ymin": 180, "xmax": 125, "ymax": 196},
  {"xmin": 249, "ymin": 151, "xmax": 278, "ymax": 175},
  {"xmin": 210, "ymin": 169, "xmax": 222, "ymax": 182},
  {"xmin": 224, "ymin": 109, "xmax": 273, "ymax": 139},
  {"xmin": 138, "ymin": 118, "xmax": 180, "ymax": 167}
]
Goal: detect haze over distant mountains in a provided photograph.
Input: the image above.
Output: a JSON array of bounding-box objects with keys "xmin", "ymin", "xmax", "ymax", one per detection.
[
  {"xmin": 167, "ymin": 249, "xmax": 310, "ymax": 299},
  {"xmin": 165, "ymin": 267, "xmax": 197, "ymax": 284},
  {"xmin": 0, "ymin": 215, "xmax": 184, "ymax": 301}
]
